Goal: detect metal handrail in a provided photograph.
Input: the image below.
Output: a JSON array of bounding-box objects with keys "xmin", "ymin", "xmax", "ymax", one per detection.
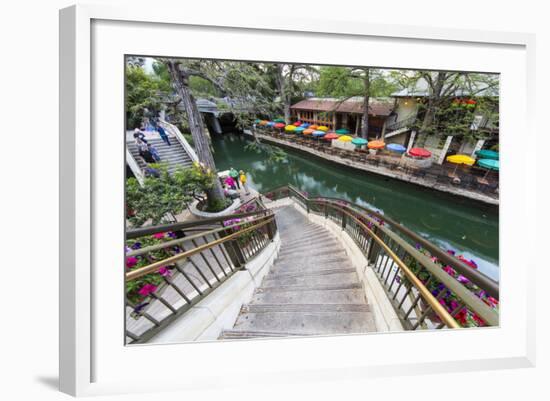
[
  {"xmin": 127, "ymin": 208, "xmax": 271, "ymax": 239},
  {"xmin": 266, "ymin": 184, "xmax": 498, "ymax": 299},
  {"xmin": 126, "ymin": 214, "xmax": 272, "ymax": 257},
  {"xmin": 262, "ymin": 184, "xmax": 498, "ymax": 328},
  {"xmin": 126, "ymin": 216, "xmax": 275, "ymax": 281}
]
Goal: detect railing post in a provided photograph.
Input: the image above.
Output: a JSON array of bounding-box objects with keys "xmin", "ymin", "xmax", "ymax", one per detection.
[
  {"xmin": 324, "ymin": 202, "xmax": 328, "ymax": 219},
  {"xmin": 366, "ymin": 226, "xmax": 378, "ymax": 264},
  {"xmin": 306, "ymin": 199, "xmax": 310, "ymax": 214},
  {"xmin": 341, "ymin": 210, "xmax": 347, "ymax": 230}
]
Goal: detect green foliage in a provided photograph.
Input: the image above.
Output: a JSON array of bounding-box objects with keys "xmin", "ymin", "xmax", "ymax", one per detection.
[
  {"xmin": 315, "ymin": 67, "xmax": 398, "ymax": 98},
  {"xmin": 244, "ymin": 138, "xmax": 288, "ymax": 163},
  {"xmin": 125, "ymin": 64, "xmax": 171, "ymax": 128},
  {"xmin": 126, "ymin": 163, "xmax": 216, "ymax": 227}
]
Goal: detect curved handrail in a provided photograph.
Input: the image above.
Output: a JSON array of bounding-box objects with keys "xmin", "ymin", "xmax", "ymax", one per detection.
[
  {"xmin": 264, "ymin": 184, "xmax": 499, "ymax": 299},
  {"xmin": 127, "ymin": 208, "xmax": 272, "ymax": 239},
  {"xmin": 126, "ymin": 216, "xmax": 275, "ymax": 281}
]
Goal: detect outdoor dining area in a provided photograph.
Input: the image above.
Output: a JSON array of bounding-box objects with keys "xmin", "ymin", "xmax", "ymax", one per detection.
[{"xmin": 254, "ymin": 119, "xmax": 499, "ymax": 197}]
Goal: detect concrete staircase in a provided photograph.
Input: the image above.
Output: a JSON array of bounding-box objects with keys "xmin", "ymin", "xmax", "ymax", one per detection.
[
  {"xmin": 126, "ymin": 132, "xmax": 194, "ymax": 175},
  {"xmin": 220, "ymin": 206, "xmax": 376, "ymax": 339}
]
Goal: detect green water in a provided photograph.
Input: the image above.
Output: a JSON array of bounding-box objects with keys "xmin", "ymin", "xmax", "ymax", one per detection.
[{"xmin": 212, "ymin": 134, "xmax": 499, "ymax": 281}]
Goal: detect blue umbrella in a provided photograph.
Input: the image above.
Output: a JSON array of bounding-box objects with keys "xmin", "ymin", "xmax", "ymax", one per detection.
[
  {"xmin": 476, "ymin": 149, "xmax": 499, "ymax": 160},
  {"xmin": 477, "ymin": 158, "xmax": 499, "ymax": 179},
  {"xmin": 294, "ymin": 126, "xmax": 305, "ymax": 134},
  {"xmin": 312, "ymin": 130, "xmax": 326, "ymax": 137},
  {"xmin": 266, "ymin": 121, "xmax": 275, "ymax": 127},
  {"xmin": 387, "ymin": 143, "xmax": 406, "ymax": 154},
  {"xmin": 301, "ymin": 123, "xmax": 311, "ymax": 128}
]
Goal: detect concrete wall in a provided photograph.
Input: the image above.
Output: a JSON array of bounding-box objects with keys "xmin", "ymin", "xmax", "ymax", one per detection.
[
  {"xmin": 290, "ymin": 203, "xmax": 404, "ymax": 332},
  {"xmin": 148, "ymin": 232, "xmax": 281, "ymax": 344}
]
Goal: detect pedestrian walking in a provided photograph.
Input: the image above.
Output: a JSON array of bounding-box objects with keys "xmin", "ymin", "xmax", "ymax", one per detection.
[
  {"xmin": 148, "ymin": 143, "xmax": 161, "ymax": 162},
  {"xmin": 157, "ymin": 125, "xmax": 171, "ymax": 146},
  {"xmin": 239, "ymin": 170, "xmax": 249, "ymax": 195},
  {"xmin": 224, "ymin": 175, "xmax": 236, "ymax": 190}
]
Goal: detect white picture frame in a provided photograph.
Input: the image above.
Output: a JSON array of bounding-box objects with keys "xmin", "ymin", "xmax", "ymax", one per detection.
[{"xmin": 59, "ymin": 3, "xmax": 536, "ymax": 397}]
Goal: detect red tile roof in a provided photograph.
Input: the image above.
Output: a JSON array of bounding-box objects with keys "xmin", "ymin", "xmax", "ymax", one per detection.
[{"xmin": 290, "ymin": 97, "xmax": 394, "ymax": 116}]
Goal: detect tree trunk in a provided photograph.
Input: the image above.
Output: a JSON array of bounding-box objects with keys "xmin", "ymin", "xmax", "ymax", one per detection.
[
  {"xmin": 166, "ymin": 61, "xmax": 226, "ymax": 208},
  {"xmin": 360, "ymin": 69, "xmax": 370, "ymax": 139},
  {"xmin": 276, "ymin": 64, "xmax": 292, "ymax": 123}
]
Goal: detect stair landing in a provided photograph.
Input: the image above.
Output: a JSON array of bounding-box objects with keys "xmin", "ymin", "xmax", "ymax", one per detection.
[{"xmin": 220, "ymin": 206, "xmax": 377, "ymax": 339}]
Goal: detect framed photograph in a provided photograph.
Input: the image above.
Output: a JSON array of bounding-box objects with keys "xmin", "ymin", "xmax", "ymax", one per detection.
[{"xmin": 60, "ymin": 3, "xmax": 535, "ymax": 397}]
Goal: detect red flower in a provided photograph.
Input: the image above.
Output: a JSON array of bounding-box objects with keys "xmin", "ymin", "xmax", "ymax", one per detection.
[
  {"xmin": 467, "ymin": 99, "xmax": 476, "ymax": 105},
  {"xmin": 152, "ymin": 232, "xmax": 165, "ymax": 240},
  {"xmin": 126, "ymin": 256, "xmax": 138, "ymax": 268},
  {"xmin": 138, "ymin": 284, "xmax": 157, "ymax": 297}
]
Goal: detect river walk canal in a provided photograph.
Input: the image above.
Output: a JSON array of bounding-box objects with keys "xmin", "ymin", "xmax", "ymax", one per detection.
[{"xmin": 212, "ymin": 134, "xmax": 499, "ymax": 281}]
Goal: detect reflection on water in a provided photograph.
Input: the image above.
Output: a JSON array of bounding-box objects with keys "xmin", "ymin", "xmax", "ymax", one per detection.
[{"xmin": 212, "ymin": 134, "xmax": 499, "ymax": 281}]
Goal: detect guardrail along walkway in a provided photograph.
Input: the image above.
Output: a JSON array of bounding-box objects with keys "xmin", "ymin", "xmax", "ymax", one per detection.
[{"xmin": 221, "ymin": 206, "xmax": 376, "ymax": 339}]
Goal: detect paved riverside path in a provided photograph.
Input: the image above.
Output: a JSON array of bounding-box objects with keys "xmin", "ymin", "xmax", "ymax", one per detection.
[{"xmin": 220, "ymin": 206, "xmax": 377, "ymax": 339}]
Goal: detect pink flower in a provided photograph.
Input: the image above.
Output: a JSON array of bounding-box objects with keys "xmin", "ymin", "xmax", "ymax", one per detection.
[
  {"xmin": 138, "ymin": 284, "xmax": 157, "ymax": 297},
  {"xmin": 152, "ymin": 232, "xmax": 166, "ymax": 239},
  {"xmin": 158, "ymin": 266, "xmax": 171, "ymax": 277},
  {"xmin": 457, "ymin": 275, "xmax": 470, "ymax": 284},
  {"xmin": 126, "ymin": 256, "xmax": 138, "ymax": 268}
]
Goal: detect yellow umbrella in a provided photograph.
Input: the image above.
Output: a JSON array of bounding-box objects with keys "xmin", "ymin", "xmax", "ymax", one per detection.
[
  {"xmin": 446, "ymin": 154, "xmax": 475, "ymax": 175},
  {"xmin": 285, "ymin": 125, "xmax": 296, "ymax": 132},
  {"xmin": 317, "ymin": 126, "xmax": 329, "ymax": 132},
  {"xmin": 338, "ymin": 135, "xmax": 353, "ymax": 142}
]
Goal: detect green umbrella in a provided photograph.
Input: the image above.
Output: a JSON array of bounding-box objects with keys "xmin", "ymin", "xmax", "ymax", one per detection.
[
  {"xmin": 477, "ymin": 158, "xmax": 499, "ymax": 179},
  {"xmin": 274, "ymin": 118, "xmax": 286, "ymax": 123},
  {"xmin": 476, "ymin": 149, "xmax": 499, "ymax": 160},
  {"xmin": 351, "ymin": 137, "xmax": 368, "ymax": 147},
  {"xmin": 335, "ymin": 128, "xmax": 350, "ymax": 135}
]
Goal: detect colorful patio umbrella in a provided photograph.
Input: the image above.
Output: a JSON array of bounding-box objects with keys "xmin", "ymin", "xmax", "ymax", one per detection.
[
  {"xmin": 312, "ymin": 130, "xmax": 326, "ymax": 137},
  {"xmin": 351, "ymin": 137, "xmax": 368, "ymax": 147},
  {"xmin": 324, "ymin": 132, "xmax": 339, "ymax": 141},
  {"xmin": 254, "ymin": 119, "xmax": 261, "ymax": 124},
  {"xmin": 301, "ymin": 123, "xmax": 311, "ymax": 128},
  {"xmin": 335, "ymin": 128, "xmax": 350, "ymax": 135},
  {"xmin": 294, "ymin": 126, "xmax": 305, "ymax": 134},
  {"xmin": 274, "ymin": 118, "xmax": 285, "ymax": 123},
  {"xmin": 368, "ymin": 140, "xmax": 385, "ymax": 150},
  {"xmin": 259, "ymin": 120, "xmax": 268, "ymax": 126},
  {"xmin": 303, "ymin": 128, "xmax": 314, "ymax": 135},
  {"xmin": 387, "ymin": 143, "xmax": 406, "ymax": 154},
  {"xmin": 446, "ymin": 154, "xmax": 476, "ymax": 175},
  {"xmin": 293, "ymin": 121, "xmax": 302, "ymax": 126},
  {"xmin": 285, "ymin": 125, "xmax": 296, "ymax": 132},
  {"xmin": 477, "ymin": 158, "xmax": 499, "ymax": 179},
  {"xmin": 309, "ymin": 125, "xmax": 319, "ymax": 130},
  {"xmin": 266, "ymin": 121, "xmax": 275, "ymax": 127},
  {"xmin": 476, "ymin": 149, "xmax": 499, "ymax": 160},
  {"xmin": 338, "ymin": 135, "xmax": 353, "ymax": 142},
  {"xmin": 408, "ymin": 147, "xmax": 431, "ymax": 158},
  {"xmin": 317, "ymin": 126, "xmax": 329, "ymax": 132},
  {"xmin": 274, "ymin": 122, "xmax": 285, "ymax": 130}
]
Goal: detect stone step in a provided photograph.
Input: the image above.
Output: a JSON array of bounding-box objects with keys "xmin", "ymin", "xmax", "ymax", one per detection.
[
  {"xmin": 277, "ymin": 244, "xmax": 344, "ymax": 259},
  {"xmin": 261, "ymin": 271, "xmax": 358, "ymax": 288},
  {"xmin": 232, "ymin": 309, "xmax": 376, "ymax": 334},
  {"xmin": 219, "ymin": 330, "xmax": 308, "ymax": 339},
  {"xmin": 266, "ymin": 267, "xmax": 355, "ymax": 280},
  {"xmin": 241, "ymin": 303, "xmax": 371, "ymax": 313},
  {"xmin": 279, "ymin": 234, "xmax": 335, "ymax": 250},
  {"xmin": 251, "ymin": 288, "xmax": 366, "ymax": 305},
  {"xmin": 273, "ymin": 256, "xmax": 350, "ymax": 272},
  {"xmin": 258, "ymin": 282, "xmax": 362, "ymax": 293},
  {"xmin": 275, "ymin": 250, "xmax": 348, "ymax": 266}
]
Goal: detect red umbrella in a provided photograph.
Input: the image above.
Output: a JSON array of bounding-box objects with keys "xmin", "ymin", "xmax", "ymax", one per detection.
[
  {"xmin": 408, "ymin": 147, "xmax": 432, "ymax": 158},
  {"xmin": 324, "ymin": 132, "xmax": 339, "ymax": 141},
  {"xmin": 293, "ymin": 121, "xmax": 302, "ymax": 126},
  {"xmin": 274, "ymin": 122, "xmax": 285, "ymax": 129}
]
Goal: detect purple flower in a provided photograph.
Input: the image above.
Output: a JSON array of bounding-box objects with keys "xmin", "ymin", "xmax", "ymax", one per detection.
[
  {"xmin": 167, "ymin": 232, "xmax": 177, "ymax": 239},
  {"xmin": 457, "ymin": 275, "xmax": 470, "ymax": 284},
  {"xmin": 133, "ymin": 302, "xmax": 149, "ymax": 314},
  {"xmin": 131, "ymin": 242, "xmax": 142, "ymax": 250},
  {"xmin": 415, "ymin": 243, "xmax": 422, "ymax": 250},
  {"xmin": 158, "ymin": 266, "xmax": 171, "ymax": 277},
  {"xmin": 447, "ymin": 249, "xmax": 456, "ymax": 256}
]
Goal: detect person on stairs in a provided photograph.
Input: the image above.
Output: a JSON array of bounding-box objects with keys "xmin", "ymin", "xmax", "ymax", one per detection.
[
  {"xmin": 147, "ymin": 143, "xmax": 161, "ymax": 162},
  {"xmin": 157, "ymin": 124, "xmax": 171, "ymax": 146},
  {"xmin": 133, "ymin": 127, "xmax": 147, "ymax": 144},
  {"xmin": 137, "ymin": 139, "xmax": 155, "ymax": 163}
]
